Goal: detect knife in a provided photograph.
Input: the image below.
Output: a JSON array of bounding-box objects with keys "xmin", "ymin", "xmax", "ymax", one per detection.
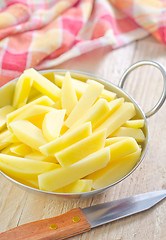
[{"xmin": 0, "ymin": 190, "xmax": 166, "ymax": 240}]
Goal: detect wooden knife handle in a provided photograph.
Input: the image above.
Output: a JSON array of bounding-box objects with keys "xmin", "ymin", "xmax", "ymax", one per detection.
[{"xmin": 0, "ymin": 208, "xmax": 91, "ymax": 240}]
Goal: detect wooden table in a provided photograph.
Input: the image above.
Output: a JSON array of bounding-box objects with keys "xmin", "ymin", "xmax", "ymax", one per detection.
[{"xmin": 0, "ymin": 35, "xmax": 166, "ymax": 240}]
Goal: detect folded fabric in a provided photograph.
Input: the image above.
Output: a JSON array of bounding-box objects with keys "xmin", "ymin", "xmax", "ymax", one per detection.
[{"xmin": 0, "ymin": 0, "xmax": 165, "ymax": 86}]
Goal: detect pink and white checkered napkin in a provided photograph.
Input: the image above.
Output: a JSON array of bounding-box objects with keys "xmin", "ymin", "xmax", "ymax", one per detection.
[{"xmin": 0, "ymin": 0, "xmax": 166, "ymax": 86}]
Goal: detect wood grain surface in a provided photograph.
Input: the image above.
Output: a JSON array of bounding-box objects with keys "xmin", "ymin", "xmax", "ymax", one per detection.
[{"xmin": 0, "ymin": 36, "xmax": 166, "ymax": 240}]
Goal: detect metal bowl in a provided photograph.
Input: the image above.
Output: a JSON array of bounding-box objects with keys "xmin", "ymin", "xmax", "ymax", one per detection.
[{"xmin": 0, "ymin": 60, "xmax": 166, "ymax": 199}]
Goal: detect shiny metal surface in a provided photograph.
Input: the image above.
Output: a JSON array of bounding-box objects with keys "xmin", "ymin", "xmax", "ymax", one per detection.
[
  {"xmin": 119, "ymin": 60, "xmax": 166, "ymax": 118},
  {"xmin": 0, "ymin": 60, "xmax": 165, "ymax": 199},
  {"xmin": 82, "ymin": 190, "xmax": 166, "ymax": 228}
]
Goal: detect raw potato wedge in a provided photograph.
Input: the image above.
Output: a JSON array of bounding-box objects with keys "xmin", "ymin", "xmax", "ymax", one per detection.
[
  {"xmin": 1, "ymin": 143, "xmax": 22, "ymax": 156},
  {"xmin": 54, "ymin": 74, "xmax": 116, "ymax": 100},
  {"xmin": 24, "ymin": 68, "xmax": 61, "ymax": 102},
  {"xmin": 26, "ymin": 151, "xmax": 46, "ymax": 161},
  {"xmin": 7, "ymin": 96, "xmax": 54, "ymax": 124},
  {"xmin": 38, "ymin": 147, "xmax": 110, "ymax": 191},
  {"xmin": 16, "ymin": 177, "xmax": 39, "ymax": 189},
  {"xmin": 0, "ymin": 81, "xmax": 16, "ymax": 108},
  {"xmin": 108, "ymin": 137, "xmax": 140, "ymax": 162},
  {"xmin": 1, "ymin": 133, "xmax": 20, "ymax": 144},
  {"xmin": 25, "ymin": 151, "xmax": 58, "ymax": 163},
  {"xmin": 0, "ymin": 105, "xmax": 14, "ymax": 131},
  {"xmin": 112, "ymin": 127, "xmax": 145, "ymax": 142},
  {"xmin": 90, "ymin": 148, "xmax": 141, "ymax": 190},
  {"xmin": 10, "ymin": 143, "xmax": 32, "ymax": 157},
  {"xmin": 95, "ymin": 98, "xmax": 124, "ymax": 128},
  {"xmin": 123, "ymin": 119, "xmax": 145, "ymax": 128},
  {"xmin": 28, "ymin": 87, "xmax": 41, "ymax": 102},
  {"xmin": 1, "ymin": 145, "xmax": 13, "ymax": 155},
  {"xmin": 42, "ymin": 109, "xmax": 66, "ymax": 142},
  {"xmin": 40, "ymin": 122, "xmax": 92, "ymax": 156},
  {"xmin": 52, "ymin": 100, "xmax": 62, "ymax": 109},
  {"xmin": 13, "ymin": 73, "xmax": 33, "ymax": 108},
  {"xmin": 54, "ymin": 74, "xmax": 87, "ymax": 99},
  {"xmin": 12, "ymin": 105, "xmax": 54, "ymax": 122},
  {"xmin": 100, "ymin": 89, "xmax": 116, "ymax": 101},
  {"xmin": 0, "ymin": 130, "xmax": 11, "ymax": 151},
  {"xmin": 0, "ymin": 154, "xmax": 58, "ymax": 176},
  {"xmin": 42, "ymin": 72, "xmax": 55, "ymax": 83},
  {"xmin": 55, "ymin": 129, "xmax": 106, "ymax": 167},
  {"xmin": 81, "ymin": 179, "xmax": 93, "ymax": 192},
  {"xmin": 65, "ymin": 80, "xmax": 104, "ymax": 128},
  {"xmin": 64, "ymin": 179, "xmax": 93, "ymax": 193},
  {"xmin": 27, "ymin": 114, "xmax": 46, "ymax": 129},
  {"xmin": 95, "ymin": 102, "xmax": 136, "ymax": 137},
  {"xmin": 0, "ymin": 161, "xmax": 40, "ymax": 180},
  {"xmin": 70, "ymin": 99, "xmax": 110, "ymax": 130},
  {"xmin": 61, "ymin": 72, "xmax": 78, "ymax": 115},
  {"xmin": 105, "ymin": 137, "xmax": 128, "ymax": 146},
  {"xmin": 9, "ymin": 120, "xmax": 47, "ymax": 150}
]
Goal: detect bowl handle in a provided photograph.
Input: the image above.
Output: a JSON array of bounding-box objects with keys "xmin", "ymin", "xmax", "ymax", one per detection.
[{"xmin": 118, "ymin": 60, "xmax": 166, "ymax": 118}]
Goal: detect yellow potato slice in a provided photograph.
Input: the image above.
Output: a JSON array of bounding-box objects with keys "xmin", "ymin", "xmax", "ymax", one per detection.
[
  {"xmin": 54, "ymin": 74, "xmax": 116, "ymax": 100},
  {"xmin": 1, "ymin": 133, "xmax": 20, "ymax": 144},
  {"xmin": 27, "ymin": 114, "xmax": 45, "ymax": 129},
  {"xmin": 9, "ymin": 120, "xmax": 47, "ymax": 150},
  {"xmin": 24, "ymin": 68, "xmax": 61, "ymax": 102},
  {"xmin": 38, "ymin": 147, "xmax": 110, "ymax": 191},
  {"xmin": 0, "ymin": 160, "xmax": 58, "ymax": 181},
  {"xmin": 95, "ymin": 98, "xmax": 124, "ymax": 128},
  {"xmin": 55, "ymin": 129, "xmax": 106, "ymax": 167},
  {"xmin": 7, "ymin": 96, "xmax": 54, "ymax": 125},
  {"xmin": 65, "ymin": 80, "xmax": 104, "ymax": 128},
  {"xmin": 0, "ymin": 81, "xmax": 16, "ymax": 108},
  {"xmin": 13, "ymin": 73, "xmax": 33, "ymax": 108},
  {"xmin": 25, "ymin": 151, "xmax": 58, "ymax": 163},
  {"xmin": 1, "ymin": 144, "xmax": 14, "ymax": 155},
  {"xmin": 29, "ymin": 72, "xmax": 55, "ymax": 101},
  {"xmin": 123, "ymin": 119, "xmax": 145, "ymax": 128},
  {"xmin": 0, "ymin": 130, "xmax": 11, "ymax": 151},
  {"xmin": 100, "ymin": 89, "xmax": 116, "ymax": 101},
  {"xmin": 16, "ymin": 177, "xmax": 39, "ymax": 189},
  {"xmin": 52, "ymin": 100, "xmax": 62, "ymax": 109},
  {"xmin": 54, "ymin": 74, "xmax": 87, "ymax": 99},
  {"xmin": 95, "ymin": 102, "xmax": 136, "ymax": 137},
  {"xmin": 105, "ymin": 137, "xmax": 128, "ymax": 146},
  {"xmin": 108, "ymin": 137, "xmax": 140, "ymax": 162},
  {"xmin": 0, "ymin": 105, "xmax": 14, "ymax": 131},
  {"xmin": 0, "ymin": 161, "xmax": 39, "ymax": 180},
  {"xmin": 112, "ymin": 127, "xmax": 145, "ymax": 142},
  {"xmin": 90, "ymin": 148, "xmax": 141, "ymax": 190},
  {"xmin": 25, "ymin": 151, "xmax": 46, "ymax": 161},
  {"xmin": 61, "ymin": 72, "xmax": 78, "ymax": 115},
  {"xmin": 28, "ymin": 87, "xmax": 42, "ymax": 102},
  {"xmin": 40, "ymin": 122, "xmax": 92, "ymax": 156},
  {"xmin": 81, "ymin": 179, "xmax": 93, "ymax": 192},
  {"xmin": 12, "ymin": 105, "xmax": 54, "ymax": 122},
  {"xmin": 64, "ymin": 179, "xmax": 93, "ymax": 193},
  {"xmin": 42, "ymin": 72, "xmax": 55, "ymax": 83},
  {"xmin": 60, "ymin": 125, "xmax": 68, "ymax": 135},
  {"xmin": 70, "ymin": 99, "xmax": 110, "ymax": 130},
  {"xmin": 10, "ymin": 143, "xmax": 32, "ymax": 157},
  {"xmin": 0, "ymin": 154, "xmax": 58, "ymax": 174},
  {"xmin": 42, "ymin": 109, "xmax": 66, "ymax": 142}
]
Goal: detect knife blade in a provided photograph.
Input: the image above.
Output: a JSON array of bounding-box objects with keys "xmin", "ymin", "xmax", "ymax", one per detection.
[
  {"xmin": 82, "ymin": 189, "xmax": 166, "ymax": 228},
  {"xmin": 0, "ymin": 190, "xmax": 165, "ymax": 240}
]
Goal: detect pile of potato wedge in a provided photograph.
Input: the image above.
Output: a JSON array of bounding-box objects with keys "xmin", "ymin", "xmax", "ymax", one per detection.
[{"xmin": 0, "ymin": 69, "xmax": 145, "ymax": 193}]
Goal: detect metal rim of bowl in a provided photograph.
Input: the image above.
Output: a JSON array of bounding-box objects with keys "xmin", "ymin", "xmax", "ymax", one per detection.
[{"xmin": 0, "ymin": 60, "xmax": 165, "ymax": 198}]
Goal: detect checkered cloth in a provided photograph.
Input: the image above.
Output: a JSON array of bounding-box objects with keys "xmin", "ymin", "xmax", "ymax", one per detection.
[{"xmin": 0, "ymin": 0, "xmax": 165, "ymax": 86}]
